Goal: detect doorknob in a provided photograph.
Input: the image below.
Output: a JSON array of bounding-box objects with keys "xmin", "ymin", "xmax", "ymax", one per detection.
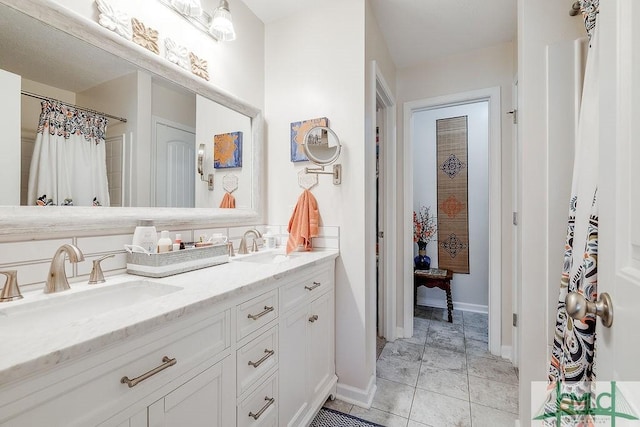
[{"xmin": 565, "ymin": 292, "xmax": 613, "ymax": 328}]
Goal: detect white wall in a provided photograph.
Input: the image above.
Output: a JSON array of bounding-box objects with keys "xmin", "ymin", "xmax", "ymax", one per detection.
[
  {"xmin": 365, "ymin": 3, "xmax": 396, "ymax": 96},
  {"xmin": 413, "ymin": 102, "xmax": 489, "ymax": 311},
  {"xmin": 264, "ymin": 0, "xmax": 375, "ymax": 406},
  {"xmin": 517, "ymin": 0, "xmax": 584, "ymax": 422},
  {"xmin": 397, "ymin": 42, "xmax": 514, "ymax": 345},
  {"xmin": 151, "ymin": 80, "xmax": 197, "ymax": 128}
]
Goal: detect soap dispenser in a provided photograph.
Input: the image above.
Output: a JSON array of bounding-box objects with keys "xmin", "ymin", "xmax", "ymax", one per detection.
[
  {"xmin": 132, "ymin": 220, "xmax": 158, "ymax": 254},
  {"xmin": 264, "ymin": 227, "xmax": 277, "ymax": 249}
]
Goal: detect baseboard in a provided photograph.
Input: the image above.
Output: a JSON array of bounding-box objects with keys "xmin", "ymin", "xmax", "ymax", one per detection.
[
  {"xmin": 335, "ymin": 374, "xmax": 377, "ymax": 409},
  {"xmin": 417, "ymin": 297, "xmax": 488, "ymax": 314},
  {"xmin": 501, "ymin": 345, "xmax": 512, "ymax": 361},
  {"xmin": 395, "ymin": 326, "xmax": 405, "ymax": 339}
]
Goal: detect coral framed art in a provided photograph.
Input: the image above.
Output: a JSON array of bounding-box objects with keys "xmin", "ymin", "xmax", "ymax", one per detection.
[
  {"xmin": 290, "ymin": 117, "xmax": 328, "ymax": 162},
  {"xmin": 214, "ymin": 131, "xmax": 242, "ymax": 168}
]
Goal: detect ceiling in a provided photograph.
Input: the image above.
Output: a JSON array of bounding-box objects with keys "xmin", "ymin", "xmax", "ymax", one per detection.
[{"xmin": 240, "ymin": 0, "xmax": 517, "ymax": 69}]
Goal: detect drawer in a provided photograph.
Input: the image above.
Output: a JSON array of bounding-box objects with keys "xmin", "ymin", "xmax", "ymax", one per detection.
[
  {"xmin": 237, "ymin": 290, "xmax": 278, "ymax": 341},
  {"xmin": 237, "ymin": 325, "xmax": 278, "ymax": 397},
  {"xmin": 0, "ymin": 310, "xmax": 231, "ymax": 426},
  {"xmin": 280, "ymin": 268, "xmax": 332, "ymax": 313},
  {"xmin": 238, "ymin": 373, "xmax": 278, "ymax": 427}
]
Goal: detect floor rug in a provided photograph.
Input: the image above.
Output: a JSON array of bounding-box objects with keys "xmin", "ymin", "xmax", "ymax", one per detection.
[{"xmin": 310, "ymin": 407, "xmax": 384, "ymax": 427}]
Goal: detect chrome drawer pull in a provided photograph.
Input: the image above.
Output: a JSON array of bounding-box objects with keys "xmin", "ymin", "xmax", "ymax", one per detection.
[
  {"xmin": 121, "ymin": 356, "xmax": 176, "ymax": 388},
  {"xmin": 248, "ymin": 349, "xmax": 275, "ymax": 368},
  {"xmin": 248, "ymin": 396, "xmax": 275, "ymax": 420},
  {"xmin": 309, "ymin": 314, "xmax": 319, "ymax": 323},
  {"xmin": 305, "ymin": 281, "xmax": 321, "ymax": 291},
  {"xmin": 247, "ymin": 305, "xmax": 274, "ymax": 320}
]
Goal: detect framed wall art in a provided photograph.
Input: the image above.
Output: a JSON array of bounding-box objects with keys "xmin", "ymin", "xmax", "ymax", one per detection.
[{"xmin": 214, "ymin": 131, "xmax": 242, "ymax": 168}]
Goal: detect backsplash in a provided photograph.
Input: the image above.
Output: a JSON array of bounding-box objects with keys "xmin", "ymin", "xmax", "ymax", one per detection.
[{"xmin": 0, "ymin": 225, "xmax": 339, "ymax": 294}]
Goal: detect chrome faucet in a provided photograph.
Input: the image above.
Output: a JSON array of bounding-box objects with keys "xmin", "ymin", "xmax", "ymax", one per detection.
[
  {"xmin": 45, "ymin": 244, "xmax": 85, "ymax": 294},
  {"xmin": 238, "ymin": 229, "xmax": 263, "ymax": 255}
]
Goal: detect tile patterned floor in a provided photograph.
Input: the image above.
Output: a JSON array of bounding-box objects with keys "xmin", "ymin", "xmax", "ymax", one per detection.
[{"xmin": 324, "ymin": 307, "xmax": 519, "ymax": 427}]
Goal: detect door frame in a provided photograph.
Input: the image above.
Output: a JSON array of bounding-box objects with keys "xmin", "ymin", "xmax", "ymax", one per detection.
[
  {"xmin": 402, "ymin": 87, "xmax": 503, "ymax": 355},
  {"xmin": 511, "ymin": 76, "xmax": 520, "ymax": 367},
  {"xmin": 372, "ymin": 61, "xmax": 398, "ymax": 342},
  {"xmin": 150, "ymin": 116, "xmax": 196, "ymax": 207}
]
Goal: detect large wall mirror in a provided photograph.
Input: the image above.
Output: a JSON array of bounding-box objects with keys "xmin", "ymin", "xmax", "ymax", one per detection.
[{"xmin": 0, "ymin": 0, "xmax": 263, "ymax": 238}]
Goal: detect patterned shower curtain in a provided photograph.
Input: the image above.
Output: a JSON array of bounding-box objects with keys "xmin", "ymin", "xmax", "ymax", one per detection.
[
  {"xmin": 27, "ymin": 100, "xmax": 111, "ymax": 207},
  {"xmin": 545, "ymin": 0, "xmax": 600, "ymax": 424}
]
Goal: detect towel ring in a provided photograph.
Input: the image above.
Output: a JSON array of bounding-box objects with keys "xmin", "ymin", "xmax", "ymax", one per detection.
[
  {"xmin": 298, "ymin": 169, "xmax": 318, "ymax": 190},
  {"xmin": 223, "ymin": 173, "xmax": 238, "ymax": 193},
  {"xmin": 302, "ymin": 126, "xmax": 342, "ymax": 185}
]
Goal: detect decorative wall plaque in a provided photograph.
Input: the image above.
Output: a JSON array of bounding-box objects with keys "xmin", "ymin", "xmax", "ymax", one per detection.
[
  {"xmin": 188, "ymin": 52, "xmax": 210, "ymax": 81},
  {"xmin": 131, "ymin": 17, "xmax": 159, "ymax": 55},
  {"xmin": 95, "ymin": 0, "xmax": 132, "ymax": 40},
  {"xmin": 165, "ymin": 38, "xmax": 190, "ymax": 70}
]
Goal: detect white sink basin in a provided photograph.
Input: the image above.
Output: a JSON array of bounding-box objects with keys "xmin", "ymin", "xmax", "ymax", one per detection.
[
  {"xmin": 0, "ymin": 281, "xmax": 182, "ymax": 328},
  {"xmin": 233, "ymin": 250, "xmax": 304, "ymax": 264}
]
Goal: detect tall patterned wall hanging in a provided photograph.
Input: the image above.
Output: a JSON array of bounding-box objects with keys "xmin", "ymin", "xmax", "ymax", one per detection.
[{"xmin": 436, "ymin": 116, "xmax": 470, "ymax": 273}]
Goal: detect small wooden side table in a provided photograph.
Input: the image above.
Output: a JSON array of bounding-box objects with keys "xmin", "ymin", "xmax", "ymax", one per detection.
[{"xmin": 414, "ymin": 269, "xmax": 454, "ymax": 323}]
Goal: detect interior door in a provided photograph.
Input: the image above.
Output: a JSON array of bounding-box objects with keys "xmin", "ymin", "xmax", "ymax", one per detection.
[
  {"xmin": 154, "ymin": 121, "xmax": 195, "ymax": 207},
  {"xmin": 596, "ymin": 0, "xmax": 640, "ymax": 411}
]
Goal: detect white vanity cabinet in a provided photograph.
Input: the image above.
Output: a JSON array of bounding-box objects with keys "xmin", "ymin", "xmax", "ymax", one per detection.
[
  {"xmin": 279, "ymin": 265, "xmax": 337, "ymax": 427},
  {"xmin": 0, "ymin": 308, "xmax": 233, "ymax": 427},
  {"xmin": 145, "ymin": 355, "xmax": 235, "ymax": 427},
  {"xmin": 0, "ymin": 253, "xmax": 338, "ymax": 427}
]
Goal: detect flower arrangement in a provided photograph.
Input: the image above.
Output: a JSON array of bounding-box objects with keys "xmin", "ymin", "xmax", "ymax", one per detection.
[{"xmin": 413, "ymin": 205, "xmax": 437, "ymax": 245}]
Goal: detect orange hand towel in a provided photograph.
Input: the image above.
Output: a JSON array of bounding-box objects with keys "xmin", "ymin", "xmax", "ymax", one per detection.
[
  {"xmin": 286, "ymin": 189, "xmax": 319, "ymax": 254},
  {"xmin": 219, "ymin": 192, "xmax": 236, "ymax": 208}
]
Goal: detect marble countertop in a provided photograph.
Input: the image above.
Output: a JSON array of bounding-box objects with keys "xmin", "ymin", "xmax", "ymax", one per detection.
[{"xmin": 0, "ymin": 248, "xmax": 339, "ymax": 385}]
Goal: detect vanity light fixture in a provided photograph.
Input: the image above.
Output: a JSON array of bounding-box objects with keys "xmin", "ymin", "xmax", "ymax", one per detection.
[
  {"xmin": 170, "ymin": 0, "xmax": 203, "ymax": 17},
  {"xmin": 209, "ymin": 0, "xmax": 236, "ymax": 41}
]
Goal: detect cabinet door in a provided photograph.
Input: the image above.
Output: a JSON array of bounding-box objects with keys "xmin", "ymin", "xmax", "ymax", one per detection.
[
  {"xmin": 148, "ymin": 356, "xmax": 234, "ymax": 427},
  {"xmin": 115, "ymin": 409, "xmax": 146, "ymax": 427},
  {"xmin": 308, "ymin": 291, "xmax": 334, "ymax": 398},
  {"xmin": 278, "ymin": 306, "xmax": 309, "ymax": 427}
]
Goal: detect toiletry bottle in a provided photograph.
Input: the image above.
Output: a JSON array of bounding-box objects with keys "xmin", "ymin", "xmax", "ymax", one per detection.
[
  {"xmin": 264, "ymin": 227, "xmax": 277, "ymax": 249},
  {"xmin": 132, "ymin": 220, "xmax": 158, "ymax": 254},
  {"xmin": 174, "ymin": 234, "xmax": 185, "ymax": 250},
  {"xmin": 157, "ymin": 230, "xmax": 173, "ymax": 253}
]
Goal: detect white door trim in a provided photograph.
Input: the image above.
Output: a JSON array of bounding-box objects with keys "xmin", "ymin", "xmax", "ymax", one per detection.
[
  {"xmin": 403, "ymin": 87, "xmax": 502, "ymax": 355},
  {"xmin": 373, "ymin": 61, "xmax": 398, "ymax": 342},
  {"xmin": 511, "ymin": 76, "xmax": 520, "ymax": 367}
]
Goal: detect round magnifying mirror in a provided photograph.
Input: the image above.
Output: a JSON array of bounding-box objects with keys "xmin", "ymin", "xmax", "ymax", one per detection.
[{"xmin": 302, "ymin": 126, "xmax": 341, "ymax": 166}]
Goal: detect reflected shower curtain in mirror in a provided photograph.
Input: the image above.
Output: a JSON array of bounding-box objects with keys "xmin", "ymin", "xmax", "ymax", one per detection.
[{"xmin": 27, "ymin": 100, "xmax": 111, "ymax": 207}]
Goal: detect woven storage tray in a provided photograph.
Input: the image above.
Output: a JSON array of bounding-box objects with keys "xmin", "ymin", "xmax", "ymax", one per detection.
[{"xmin": 126, "ymin": 244, "xmax": 228, "ymax": 278}]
